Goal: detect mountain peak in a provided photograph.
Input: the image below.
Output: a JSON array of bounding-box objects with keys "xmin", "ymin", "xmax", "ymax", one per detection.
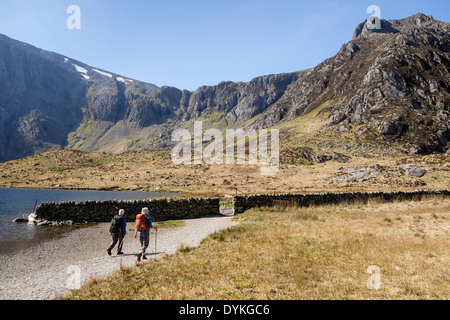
[
  {"xmin": 250, "ymin": 13, "xmax": 449, "ymax": 155},
  {"xmin": 352, "ymin": 13, "xmax": 447, "ymax": 41},
  {"xmin": 352, "ymin": 18, "xmax": 399, "ymax": 40}
]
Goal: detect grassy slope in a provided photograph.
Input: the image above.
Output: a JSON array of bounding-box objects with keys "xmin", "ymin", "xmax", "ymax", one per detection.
[
  {"xmin": 62, "ymin": 197, "xmax": 449, "ymax": 300},
  {"xmin": 1, "ymin": 147, "xmax": 449, "ymax": 195},
  {"xmin": 1, "ymin": 102, "xmax": 449, "ymax": 194}
]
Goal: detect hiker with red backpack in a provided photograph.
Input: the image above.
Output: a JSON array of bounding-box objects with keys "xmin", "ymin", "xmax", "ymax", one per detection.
[
  {"xmin": 134, "ymin": 207, "xmax": 158, "ymax": 262},
  {"xmin": 107, "ymin": 209, "xmax": 127, "ymax": 256}
]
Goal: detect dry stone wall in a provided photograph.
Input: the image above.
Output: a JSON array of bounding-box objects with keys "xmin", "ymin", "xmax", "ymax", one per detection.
[
  {"xmin": 234, "ymin": 190, "xmax": 450, "ymax": 214},
  {"xmin": 35, "ymin": 190, "xmax": 450, "ymax": 223},
  {"xmin": 35, "ymin": 197, "xmax": 220, "ymax": 223}
]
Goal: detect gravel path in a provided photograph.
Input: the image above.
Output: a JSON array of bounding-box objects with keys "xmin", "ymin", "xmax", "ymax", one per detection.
[{"xmin": 0, "ymin": 215, "xmax": 236, "ymax": 300}]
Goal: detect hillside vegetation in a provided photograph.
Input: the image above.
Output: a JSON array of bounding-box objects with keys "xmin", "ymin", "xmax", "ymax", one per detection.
[{"xmin": 0, "ymin": 145, "xmax": 448, "ymax": 195}]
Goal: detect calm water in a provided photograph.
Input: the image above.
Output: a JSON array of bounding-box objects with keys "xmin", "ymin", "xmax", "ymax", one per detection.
[{"xmin": 0, "ymin": 188, "xmax": 172, "ymax": 254}]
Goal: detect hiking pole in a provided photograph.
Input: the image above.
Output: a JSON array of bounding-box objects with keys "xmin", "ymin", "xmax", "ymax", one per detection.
[
  {"xmin": 155, "ymin": 228, "xmax": 158, "ymax": 256},
  {"xmin": 32, "ymin": 199, "xmax": 38, "ymax": 213}
]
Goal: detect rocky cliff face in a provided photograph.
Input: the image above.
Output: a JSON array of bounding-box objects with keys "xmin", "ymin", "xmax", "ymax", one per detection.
[
  {"xmin": 0, "ymin": 34, "xmax": 161, "ymax": 161},
  {"xmin": 250, "ymin": 13, "xmax": 449, "ymax": 154},
  {"xmin": 0, "ymin": 34, "xmax": 85, "ymax": 161},
  {"xmin": 0, "ymin": 32, "xmax": 301, "ymax": 160},
  {"xmin": 0, "ymin": 13, "xmax": 449, "ymax": 161}
]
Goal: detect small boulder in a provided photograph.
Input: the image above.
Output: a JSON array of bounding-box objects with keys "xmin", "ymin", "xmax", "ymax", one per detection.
[
  {"xmin": 13, "ymin": 217, "xmax": 28, "ymax": 223},
  {"xmin": 331, "ymin": 167, "xmax": 380, "ymax": 183},
  {"xmin": 331, "ymin": 152, "xmax": 350, "ymax": 163},
  {"xmin": 403, "ymin": 164, "xmax": 427, "ymax": 178},
  {"xmin": 37, "ymin": 220, "xmax": 51, "ymax": 226}
]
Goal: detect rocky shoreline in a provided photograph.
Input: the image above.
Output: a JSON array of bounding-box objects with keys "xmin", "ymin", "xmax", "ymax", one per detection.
[{"xmin": 13, "ymin": 213, "xmax": 78, "ymax": 227}]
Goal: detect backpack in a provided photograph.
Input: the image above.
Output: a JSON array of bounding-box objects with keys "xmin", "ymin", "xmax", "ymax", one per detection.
[
  {"xmin": 110, "ymin": 215, "xmax": 124, "ymax": 233},
  {"xmin": 135, "ymin": 214, "xmax": 150, "ymax": 232}
]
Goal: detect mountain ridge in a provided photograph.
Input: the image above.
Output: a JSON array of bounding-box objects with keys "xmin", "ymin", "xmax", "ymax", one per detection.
[
  {"xmin": 0, "ymin": 30, "xmax": 304, "ymax": 160},
  {"xmin": 0, "ymin": 13, "xmax": 449, "ymax": 162},
  {"xmin": 249, "ymin": 13, "xmax": 449, "ymax": 155}
]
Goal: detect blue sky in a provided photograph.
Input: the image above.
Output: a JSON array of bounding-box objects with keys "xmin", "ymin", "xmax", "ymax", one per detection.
[{"xmin": 0, "ymin": 0, "xmax": 448, "ymax": 91}]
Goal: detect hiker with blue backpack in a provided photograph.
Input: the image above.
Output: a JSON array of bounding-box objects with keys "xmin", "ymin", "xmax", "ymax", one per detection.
[
  {"xmin": 107, "ymin": 209, "xmax": 127, "ymax": 256},
  {"xmin": 134, "ymin": 207, "xmax": 158, "ymax": 262}
]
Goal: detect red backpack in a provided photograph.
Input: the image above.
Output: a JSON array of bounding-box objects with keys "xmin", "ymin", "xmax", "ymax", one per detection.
[{"xmin": 135, "ymin": 214, "xmax": 150, "ymax": 232}]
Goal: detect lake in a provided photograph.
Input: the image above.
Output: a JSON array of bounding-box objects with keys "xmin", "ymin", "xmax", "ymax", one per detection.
[{"xmin": 0, "ymin": 188, "xmax": 173, "ymax": 255}]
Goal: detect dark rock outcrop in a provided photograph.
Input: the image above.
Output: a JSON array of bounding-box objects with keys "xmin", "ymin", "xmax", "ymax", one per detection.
[
  {"xmin": 249, "ymin": 13, "xmax": 450, "ymax": 155},
  {"xmin": 0, "ymin": 33, "xmax": 300, "ymax": 160}
]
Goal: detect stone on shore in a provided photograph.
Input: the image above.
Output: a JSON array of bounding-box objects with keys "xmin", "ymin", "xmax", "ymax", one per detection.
[{"xmin": 13, "ymin": 217, "xmax": 28, "ymax": 223}]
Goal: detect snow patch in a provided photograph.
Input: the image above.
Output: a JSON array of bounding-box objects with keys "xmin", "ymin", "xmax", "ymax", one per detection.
[
  {"xmin": 116, "ymin": 77, "xmax": 134, "ymax": 85},
  {"xmin": 74, "ymin": 65, "xmax": 88, "ymax": 74},
  {"xmin": 72, "ymin": 64, "xmax": 90, "ymax": 80},
  {"xmin": 93, "ymin": 69, "xmax": 113, "ymax": 78}
]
